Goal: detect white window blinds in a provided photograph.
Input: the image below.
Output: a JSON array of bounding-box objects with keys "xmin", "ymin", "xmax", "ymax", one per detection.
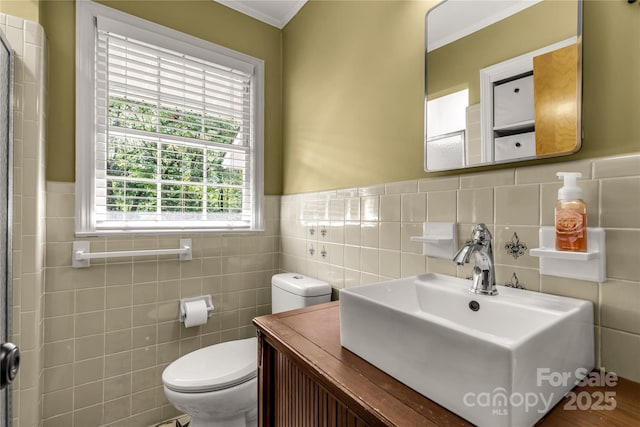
[{"xmin": 81, "ymin": 13, "xmax": 263, "ymax": 233}]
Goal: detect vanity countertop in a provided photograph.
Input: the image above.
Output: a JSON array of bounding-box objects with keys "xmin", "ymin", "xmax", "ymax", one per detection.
[{"xmin": 253, "ymin": 301, "xmax": 640, "ymax": 427}]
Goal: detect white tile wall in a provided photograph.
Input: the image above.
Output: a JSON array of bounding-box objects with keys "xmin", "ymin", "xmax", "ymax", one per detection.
[
  {"xmin": 280, "ymin": 153, "xmax": 640, "ymax": 384},
  {"xmin": 42, "ymin": 185, "xmax": 280, "ymax": 427}
]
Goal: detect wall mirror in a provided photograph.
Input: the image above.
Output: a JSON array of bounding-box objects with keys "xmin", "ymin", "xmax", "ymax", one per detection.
[{"xmin": 425, "ymin": 0, "xmax": 583, "ymax": 172}]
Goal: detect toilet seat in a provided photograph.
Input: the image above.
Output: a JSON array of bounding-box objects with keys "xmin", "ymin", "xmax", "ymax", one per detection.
[{"xmin": 162, "ymin": 337, "xmax": 257, "ymax": 393}]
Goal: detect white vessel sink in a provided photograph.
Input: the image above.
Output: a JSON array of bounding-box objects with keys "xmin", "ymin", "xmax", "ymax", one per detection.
[{"xmin": 339, "ymin": 273, "xmax": 594, "ymax": 427}]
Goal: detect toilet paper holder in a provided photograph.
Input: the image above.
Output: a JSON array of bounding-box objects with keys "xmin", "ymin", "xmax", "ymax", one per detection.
[{"xmin": 179, "ymin": 295, "xmax": 214, "ymax": 323}]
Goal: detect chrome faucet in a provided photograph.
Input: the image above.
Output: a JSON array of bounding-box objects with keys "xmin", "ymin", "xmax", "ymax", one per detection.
[{"xmin": 453, "ymin": 223, "xmax": 497, "ymax": 296}]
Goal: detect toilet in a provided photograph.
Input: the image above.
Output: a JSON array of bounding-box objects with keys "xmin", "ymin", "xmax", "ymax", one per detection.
[{"xmin": 162, "ymin": 273, "xmax": 331, "ymax": 427}]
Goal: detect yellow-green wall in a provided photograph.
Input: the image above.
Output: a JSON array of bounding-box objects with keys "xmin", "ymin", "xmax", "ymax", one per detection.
[
  {"xmin": 39, "ymin": 0, "xmax": 283, "ymax": 194},
  {"xmin": 0, "ymin": 0, "xmax": 39, "ymax": 22},
  {"xmin": 282, "ymin": 0, "xmax": 640, "ymax": 194},
  {"xmin": 283, "ymin": 0, "xmax": 428, "ymax": 193},
  {"xmin": 5, "ymin": 1, "xmax": 640, "ymax": 196}
]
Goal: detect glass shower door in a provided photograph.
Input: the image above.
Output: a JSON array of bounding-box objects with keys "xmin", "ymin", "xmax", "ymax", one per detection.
[{"xmin": 0, "ymin": 27, "xmax": 19, "ymax": 427}]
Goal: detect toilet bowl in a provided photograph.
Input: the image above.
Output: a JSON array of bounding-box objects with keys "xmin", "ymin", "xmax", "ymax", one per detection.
[
  {"xmin": 162, "ymin": 337, "xmax": 258, "ymax": 427},
  {"xmin": 162, "ymin": 273, "xmax": 331, "ymax": 427}
]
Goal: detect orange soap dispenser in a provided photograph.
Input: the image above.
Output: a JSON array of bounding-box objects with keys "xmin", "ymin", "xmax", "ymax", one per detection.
[{"xmin": 555, "ymin": 172, "xmax": 587, "ymax": 252}]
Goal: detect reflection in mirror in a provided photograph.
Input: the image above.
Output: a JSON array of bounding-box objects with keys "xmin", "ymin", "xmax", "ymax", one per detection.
[{"xmin": 425, "ymin": 0, "xmax": 582, "ymax": 172}]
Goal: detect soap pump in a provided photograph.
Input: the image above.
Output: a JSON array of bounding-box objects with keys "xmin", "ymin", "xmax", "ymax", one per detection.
[{"xmin": 555, "ymin": 172, "xmax": 587, "ymax": 252}]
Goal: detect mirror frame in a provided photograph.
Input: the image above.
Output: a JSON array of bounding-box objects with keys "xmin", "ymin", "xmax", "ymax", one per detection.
[{"xmin": 424, "ymin": 0, "xmax": 583, "ymax": 172}]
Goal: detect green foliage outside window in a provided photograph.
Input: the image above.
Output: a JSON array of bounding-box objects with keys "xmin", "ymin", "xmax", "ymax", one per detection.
[{"xmin": 106, "ymin": 96, "xmax": 245, "ymax": 218}]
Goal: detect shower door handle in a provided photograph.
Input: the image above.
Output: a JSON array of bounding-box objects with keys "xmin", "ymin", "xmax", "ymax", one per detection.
[{"xmin": 0, "ymin": 342, "xmax": 18, "ymax": 389}]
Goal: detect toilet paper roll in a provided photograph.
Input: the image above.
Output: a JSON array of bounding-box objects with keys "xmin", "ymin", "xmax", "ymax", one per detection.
[{"xmin": 183, "ymin": 299, "xmax": 209, "ymax": 328}]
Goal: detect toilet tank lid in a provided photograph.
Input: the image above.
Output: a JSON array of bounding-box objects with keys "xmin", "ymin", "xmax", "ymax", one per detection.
[{"xmin": 272, "ymin": 273, "xmax": 331, "ymax": 297}]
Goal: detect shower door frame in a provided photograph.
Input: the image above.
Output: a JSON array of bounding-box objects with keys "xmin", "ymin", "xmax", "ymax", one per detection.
[{"xmin": 0, "ymin": 26, "xmax": 14, "ymax": 427}]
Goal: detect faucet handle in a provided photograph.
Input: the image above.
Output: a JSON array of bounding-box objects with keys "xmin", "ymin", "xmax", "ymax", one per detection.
[{"xmin": 470, "ymin": 223, "xmax": 491, "ymax": 243}]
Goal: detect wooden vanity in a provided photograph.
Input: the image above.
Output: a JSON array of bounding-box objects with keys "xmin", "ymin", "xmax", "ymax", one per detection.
[{"xmin": 253, "ymin": 301, "xmax": 640, "ymax": 426}]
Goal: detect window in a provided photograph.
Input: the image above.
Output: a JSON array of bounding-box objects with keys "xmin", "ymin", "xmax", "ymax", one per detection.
[{"xmin": 76, "ymin": 1, "xmax": 264, "ymax": 235}]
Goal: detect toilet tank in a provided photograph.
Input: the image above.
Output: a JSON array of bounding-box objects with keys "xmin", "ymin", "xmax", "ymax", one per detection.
[{"xmin": 271, "ymin": 273, "xmax": 331, "ymax": 314}]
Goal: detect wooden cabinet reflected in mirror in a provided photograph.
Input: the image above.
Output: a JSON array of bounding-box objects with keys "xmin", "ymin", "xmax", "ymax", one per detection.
[
  {"xmin": 425, "ymin": 0, "xmax": 583, "ymax": 172},
  {"xmin": 534, "ymin": 43, "xmax": 580, "ymax": 157}
]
